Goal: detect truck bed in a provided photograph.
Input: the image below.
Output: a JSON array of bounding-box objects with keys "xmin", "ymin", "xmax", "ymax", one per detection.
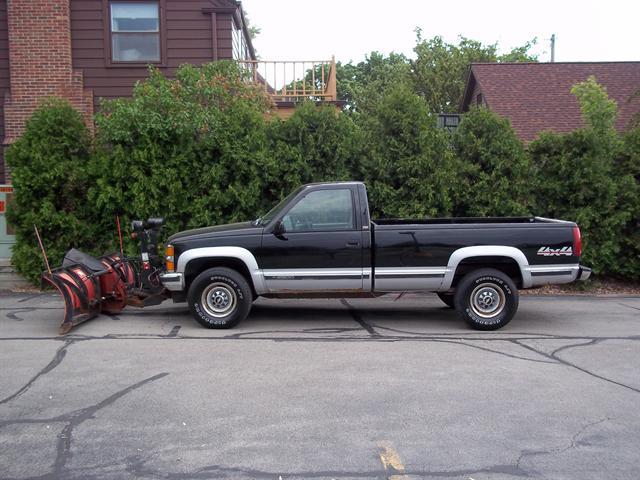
[{"xmin": 370, "ymin": 215, "xmax": 578, "ymax": 291}]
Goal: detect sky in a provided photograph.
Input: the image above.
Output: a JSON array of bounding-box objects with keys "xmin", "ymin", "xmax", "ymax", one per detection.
[{"xmin": 241, "ymin": 0, "xmax": 639, "ymax": 65}]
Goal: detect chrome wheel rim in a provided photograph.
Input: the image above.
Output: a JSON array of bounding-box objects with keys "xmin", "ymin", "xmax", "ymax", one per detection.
[
  {"xmin": 201, "ymin": 283, "xmax": 237, "ymax": 318},
  {"xmin": 470, "ymin": 283, "xmax": 505, "ymax": 319}
]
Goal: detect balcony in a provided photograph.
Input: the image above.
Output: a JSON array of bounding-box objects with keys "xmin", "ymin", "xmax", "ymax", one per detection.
[{"xmin": 240, "ymin": 57, "xmax": 338, "ymax": 117}]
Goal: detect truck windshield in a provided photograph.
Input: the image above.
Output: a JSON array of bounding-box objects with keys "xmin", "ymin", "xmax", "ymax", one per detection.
[{"xmin": 254, "ymin": 186, "xmax": 304, "ymax": 226}]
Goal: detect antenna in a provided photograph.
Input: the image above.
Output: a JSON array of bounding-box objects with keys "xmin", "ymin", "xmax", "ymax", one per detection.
[
  {"xmin": 550, "ymin": 34, "xmax": 556, "ymax": 63},
  {"xmin": 116, "ymin": 215, "xmax": 124, "ymax": 256},
  {"xmin": 34, "ymin": 225, "xmax": 52, "ymax": 275}
]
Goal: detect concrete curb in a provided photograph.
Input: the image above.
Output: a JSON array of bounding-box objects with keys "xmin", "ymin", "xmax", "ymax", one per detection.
[{"xmin": 0, "ymin": 258, "xmax": 30, "ymax": 290}]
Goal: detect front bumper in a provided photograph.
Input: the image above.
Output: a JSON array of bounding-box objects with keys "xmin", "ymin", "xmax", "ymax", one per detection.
[
  {"xmin": 159, "ymin": 272, "xmax": 184, "ymax": 291},
  {"xmin": 578, "ymin": 266, "xmax": 592, "ymax": 281}
]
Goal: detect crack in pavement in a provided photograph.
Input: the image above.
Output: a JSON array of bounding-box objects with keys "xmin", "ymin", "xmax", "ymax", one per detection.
[
  {"xmin": 5, "ymin": 308, "xmax": 39, "ymax": 322},
  {"xmin": 515, "ymin": 416, "xmax": 613, "ymax": 475},
  {"xmin": 102, "ymin": 416, "xmax": 613, "ymax": 480},
  {"xmin": 0, "ymin": 299, "xmax": 638, "ymax": 479},
  {"xmin": 0, "ymin": 319, "xmax": 636, "ymax": 478},
  {"xmin": 340, "ymin": 299, "xmax": 381, "ymax": 337},
  {"xmin": 0, "ymin": 339, "xmax": 79, "ymax": 405},
  {"xmin": 618, "ymin": 302, "xmax": 640, "ymax": 311},
  {"xmin": 2, "ymin": 330, "xmax": 636, "ymax": 412},
  {"xmin": 18, "ymin": 294, "xmax": 46, "ymax": 303},
  {"xmin": 165, "ymin": 325, "xmax": 181, "ymax": 338},
  {"xmin": 120, "ymin": 455, "xmax": 531, "ymax": 479},
  {"xmin": 432, "ymin": 338, "xmax": 557, "ymax": 364},
  {"xmin": 1, "ymin": 373, "xmax": 169, "ymax": 480},
  {"xmin": 514, "ymin": 339, "xmax": 640, "ymax": 395}
]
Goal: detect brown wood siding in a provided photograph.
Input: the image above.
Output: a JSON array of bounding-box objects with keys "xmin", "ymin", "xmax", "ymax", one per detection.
[
  {"xmin": 70, "ymin": 0, "xmax": 236, "ymax": 110},
  {"xmin": 216, "ymin": 13, "xmax": 233, "ymax": 60},
  {"xmin": 0, "ymin": 1, "xmax": 8, "ymax": 182}
]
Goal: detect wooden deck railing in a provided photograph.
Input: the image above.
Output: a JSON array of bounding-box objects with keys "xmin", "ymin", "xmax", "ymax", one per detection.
[{"xmin": 240, "ymin": 57, "xmax": 337, "ymax": 102}]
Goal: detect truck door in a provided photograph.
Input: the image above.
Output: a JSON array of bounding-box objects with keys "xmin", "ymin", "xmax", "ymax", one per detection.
[{"xmin": 259, "ymin": 186, "xmax": 364, "ymax": 292}]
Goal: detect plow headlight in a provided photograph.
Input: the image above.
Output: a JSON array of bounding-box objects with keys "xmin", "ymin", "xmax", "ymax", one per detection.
[
  {"xmin": 131, "ymin": 220, "xmax": 145, "ymax": 232},
  {"xmin": 165, "ymin": 245, "xmax": 175, "ymax": 272}
]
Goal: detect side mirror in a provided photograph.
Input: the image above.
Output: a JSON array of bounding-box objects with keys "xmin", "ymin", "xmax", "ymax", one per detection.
[{"xmin": 273, "ymin": 220, "xmax": 286, "ymax": 236}]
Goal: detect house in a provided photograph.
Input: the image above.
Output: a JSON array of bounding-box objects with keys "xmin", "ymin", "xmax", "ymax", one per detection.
[
  {"xmin": 460, "ymin": 62, "xmax": 640, "ymax": 142},
  {"xmin": 0, "ymin": 0, "xmax": 338, "ymax": 184}
]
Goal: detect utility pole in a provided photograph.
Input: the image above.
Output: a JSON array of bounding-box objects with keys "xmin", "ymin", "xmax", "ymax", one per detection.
[{"xmin": 550, "ymin": 34, "xmax": 556, "ymax": 63}]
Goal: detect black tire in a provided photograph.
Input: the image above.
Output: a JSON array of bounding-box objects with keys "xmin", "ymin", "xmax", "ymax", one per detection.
[
  {"xmin": 454, "ymin": 268, "xmax": 519, "ymax": 330},
  {"xmin": 187, "ymin": 267, "xmax": 252, "ymax": 329},
  {"xmin": 437, "ymin": 292, "xmax": 455, "ymax": 308}
]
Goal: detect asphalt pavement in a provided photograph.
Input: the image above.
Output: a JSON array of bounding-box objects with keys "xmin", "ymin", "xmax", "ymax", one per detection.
[{"xmin": 0, "ymin": 292, "xmax": 639, "ymax": 479}]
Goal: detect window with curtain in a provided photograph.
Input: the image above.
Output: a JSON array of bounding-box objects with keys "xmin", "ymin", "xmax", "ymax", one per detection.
[{"xmin": 111, "ymin": 2, "xmax": 160, "ymax": 62}]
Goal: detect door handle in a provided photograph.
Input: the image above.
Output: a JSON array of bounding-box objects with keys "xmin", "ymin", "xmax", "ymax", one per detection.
[{"xmin": 346, "ymin": 241, "xmax": 360, "ymax": 248}]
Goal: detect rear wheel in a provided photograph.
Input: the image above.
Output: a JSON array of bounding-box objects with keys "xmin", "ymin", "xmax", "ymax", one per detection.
[
  {"xmin": 187, "ymin": 267, "xmax": 252, "ymax": 329},
  {"xmin": 454, "ymin": 268, "xmax": 519, "ymax": 330},
  {"xmin": 437, "ymin": 292, "xmax": 455, "ymax": 308}
]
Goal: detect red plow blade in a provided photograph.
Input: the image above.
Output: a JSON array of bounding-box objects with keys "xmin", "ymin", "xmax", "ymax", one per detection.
[{"xmin": 42, "ymin": 249, "xmax": 136, "ymax": 335}]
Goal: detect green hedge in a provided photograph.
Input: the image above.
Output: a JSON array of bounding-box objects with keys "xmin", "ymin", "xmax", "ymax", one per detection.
[
  {"xmin": 7, "ymin": 63, "xmax": 640, "ymax": 283},
  {"xmin": 5, "ymin": 99, "xmax": 106, "ymax": 283}
]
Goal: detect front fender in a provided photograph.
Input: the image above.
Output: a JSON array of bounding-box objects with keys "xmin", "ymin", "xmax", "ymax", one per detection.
[{"xmin": 176, "ymin": 246, "xmax": 267, "ymax": 294}]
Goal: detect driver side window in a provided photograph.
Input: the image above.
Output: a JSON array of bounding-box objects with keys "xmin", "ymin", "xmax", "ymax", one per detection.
[{"xmin": 282, "ymin": 189, "xmax": 354, "ymax": 232}]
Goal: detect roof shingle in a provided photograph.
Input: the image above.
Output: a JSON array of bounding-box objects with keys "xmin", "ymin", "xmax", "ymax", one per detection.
[{"xmin": 462, "ymin": 62, "xmax": 640, "ymax": 142}]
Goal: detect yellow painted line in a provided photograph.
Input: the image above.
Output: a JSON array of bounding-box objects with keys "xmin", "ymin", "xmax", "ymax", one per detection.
[{"xmin": 378, "ymin": 441, "xmax": 408, "ymax": 479}]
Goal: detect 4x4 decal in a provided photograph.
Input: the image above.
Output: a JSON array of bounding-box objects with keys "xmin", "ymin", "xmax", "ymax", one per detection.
[{"xmin": 537, "ymin": 246, "xmax": 573, "ymax": 256}]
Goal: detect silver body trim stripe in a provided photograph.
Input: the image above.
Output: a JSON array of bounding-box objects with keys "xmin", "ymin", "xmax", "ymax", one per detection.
[
  {"xmin": 524, "ymin": 264, "xmax": 580, "ymax": 286},
  {"xmin": 263, "ymin": 268, "xmax": 363, "ymax": 278},
  {"xmin": 262, "ymin": 268, "xmax": 364, "ymax": 292},
  {"xmin": 375, "ymin": 267, "xmax": 446, "ymax": 292},
  {"xmin": 170, "ymin": 244, "xmax": 579, "ymax": 295}
]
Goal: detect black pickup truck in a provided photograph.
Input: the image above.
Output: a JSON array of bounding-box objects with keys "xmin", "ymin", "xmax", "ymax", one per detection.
[{"xmin": 159, "ymin": 181, "xmax": 590, "ymax": 330}]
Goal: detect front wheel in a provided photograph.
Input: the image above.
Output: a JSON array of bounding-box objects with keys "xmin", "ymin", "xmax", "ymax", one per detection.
[
  {"xmin": 187, "ymin": 267, "xmax": 252, "ymax": 329},
  {"xmin": 454, "ymin": 268, "xmax": 519, "ymax": 330}
]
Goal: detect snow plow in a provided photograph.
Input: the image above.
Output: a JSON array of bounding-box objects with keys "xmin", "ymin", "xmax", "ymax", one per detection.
[{"xmin": 37, "ymin": 218, "xmax": 168, "ymax": 334}]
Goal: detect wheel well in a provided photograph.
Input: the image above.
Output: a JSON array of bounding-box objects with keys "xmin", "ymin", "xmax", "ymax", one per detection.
[
  {"xmin": 183, "ymin": 257, "xmax": 257, "ymax": 298},
  {"xmin": 451, "ymin": 256, "xmax": 523, "ymax": 289}
]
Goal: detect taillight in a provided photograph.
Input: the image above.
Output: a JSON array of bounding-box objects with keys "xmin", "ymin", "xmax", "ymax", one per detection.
[
  {"xmin": 572, "ymin": 226, "xmax": 582, "ymax": 257},
  {"xmin": 165, "ymin": 244, "xmax": 175, "ymax": 272}
]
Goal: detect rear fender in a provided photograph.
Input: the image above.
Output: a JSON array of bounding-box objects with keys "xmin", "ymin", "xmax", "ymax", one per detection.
[{"xmin": 442, "ymin": 246, "xmax": 531, "ymax": 289}]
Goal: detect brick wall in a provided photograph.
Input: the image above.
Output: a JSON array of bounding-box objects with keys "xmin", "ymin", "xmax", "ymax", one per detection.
[{"xmin": 3, "ymin": 0, "xmax": 93, "ymax": 182}]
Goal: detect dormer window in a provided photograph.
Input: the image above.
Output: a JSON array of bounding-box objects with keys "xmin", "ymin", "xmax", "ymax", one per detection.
[{"xmin": 110, "ymin": 2, "xmax": 160, "ymax": 62}]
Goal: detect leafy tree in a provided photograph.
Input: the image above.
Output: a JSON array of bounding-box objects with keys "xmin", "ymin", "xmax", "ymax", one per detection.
[
  {"xmin": 616, "ymin": 128, "xmax": 640, "ymax": 278},
  {"xmin": 5, "ymin": 99, "xmax": 102, "ymax": 282},
  {"xmin": 92, "ymin": 61, "xmax": 273, "ymax": 242},
  {"xmin": 336, "ymin": 52, "xmax": 412, "ymax": 114},
  {"xmin": 265, "ymin": 102, "xmax": 360, "ymax": 201},
  {"xmin": 359, "ymin": 85, "xmax": 457, "ymax": 218},
  {"xmin": 530, "ymin": 78, "xmax": 633, "ymax": 275},
  {"xmin": 571, "ymin": 75, "xmax": 618, "ymax": 135},
  {"xmin": 412, "ymin": 34, "xmax": 537, "ymax": 113},
  {"xmin": 451, "ymin": 106, "xmax": 533, "ymax": 216}
]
